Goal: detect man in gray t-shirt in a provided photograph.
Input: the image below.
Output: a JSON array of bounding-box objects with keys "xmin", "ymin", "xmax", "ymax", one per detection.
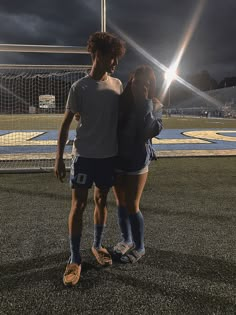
[
  {"xmin": 66, "ymin": 74, "xmax": 122, "ymax": 158},
  {"xmin": 54, "ymin": 32, "xmax": 125, "ymax": 286}
]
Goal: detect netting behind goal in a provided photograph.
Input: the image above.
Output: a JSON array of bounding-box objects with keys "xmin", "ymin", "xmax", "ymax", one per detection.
[{"xmin": 0, "ymin": 64, "xmax": 91, "ymax": 173}]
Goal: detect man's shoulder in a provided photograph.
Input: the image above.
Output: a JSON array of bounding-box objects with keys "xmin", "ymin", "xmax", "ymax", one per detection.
[
  {"xmin": 70, "ymin": 75, "xmax": 93, "ymax": 92},
  {"xmin": 109, "ymin": 76, "xmax": 122, "ymax": 85},
  {"xmin": 108, "ymin": 76, "xmax": 123, "ymax": 92},
  {"xmin": 73, "ymin": 75, "xmax": 89, "ymax": 84}
]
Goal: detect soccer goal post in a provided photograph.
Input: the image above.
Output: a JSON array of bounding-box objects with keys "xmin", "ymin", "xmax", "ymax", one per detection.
[
  {"xmin": 0, "ymin": 60, "xmax": 91, "ymax": 173},
  {"xmin": 0, "ymin": 0, "xmax": 108, "ymax": 173}
]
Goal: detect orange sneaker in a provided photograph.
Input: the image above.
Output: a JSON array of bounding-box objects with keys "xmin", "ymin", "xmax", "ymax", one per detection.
[
  {"xmin": 91, "ymin": 246, "xmax": 112, "ymax": 266},
  {"xmin": 63, "ymin": 263, "xmax": 81, "ymax": 286}
]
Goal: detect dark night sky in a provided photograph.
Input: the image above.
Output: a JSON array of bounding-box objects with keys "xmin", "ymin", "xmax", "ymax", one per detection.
[{"xmin": 0, "ymin": 0, "xmax": 235, "ymax": 84}]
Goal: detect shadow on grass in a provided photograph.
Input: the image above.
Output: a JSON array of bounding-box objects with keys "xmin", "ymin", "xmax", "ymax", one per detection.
[
  {"xmin": 144, "ymin": 248, "xmax": 236, "ymax": 286},
  {"xmin": 1, "ymin": 247, "xmax": 235, "ymax": 288},
  {"xmin": 0, "ymin": 252, "xmax": 103, "ymax": 291},
  {"xmin": 0, "ymin": 249, "xmax": 235, "ymax": 313},
  {"xmin": 106, "ymin": 248, "xmax": 236, "ymax": 311},
  {"xmin": 106, "ymin": 267, "xmax": 236, "ymax": 312}
]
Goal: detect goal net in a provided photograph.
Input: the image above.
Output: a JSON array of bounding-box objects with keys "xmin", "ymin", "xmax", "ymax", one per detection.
[{"xmin": 0, "ymin": 64, "xmax": 91, "ymax": 173}]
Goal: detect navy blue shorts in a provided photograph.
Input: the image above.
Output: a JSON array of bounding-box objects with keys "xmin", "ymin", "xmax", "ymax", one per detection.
[{"xmin": 70, "ymin": 156, "xmax": 116, "ymax": 189}]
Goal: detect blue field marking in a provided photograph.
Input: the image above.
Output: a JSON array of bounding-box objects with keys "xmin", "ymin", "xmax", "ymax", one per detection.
[{"xmin": 0, "ymin": 129, "xmax": 236, "ymax": 158}]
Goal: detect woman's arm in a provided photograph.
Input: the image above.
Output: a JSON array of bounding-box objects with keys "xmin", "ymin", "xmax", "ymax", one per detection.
[{"xmin": 136, "ymin": 99, "xmax": 163, "ymax": 140}]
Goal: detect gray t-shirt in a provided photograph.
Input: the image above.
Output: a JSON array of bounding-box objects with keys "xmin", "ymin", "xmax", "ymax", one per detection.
[{"xmin": 66, "ymin": 75, "xmax": 122, "ymax": 158}]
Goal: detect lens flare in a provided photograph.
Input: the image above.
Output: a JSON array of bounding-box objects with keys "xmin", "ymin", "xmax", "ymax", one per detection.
[
  {"xmin": 160, "ymin": 0, "xmax": 207, "ymax": 102},
  {"xmin": 164, "ymin": 69, "xmax": 177, "ymax": 82},
  {"xmin": 84, "ymin": 0, "xmax": 223, "ymax": 109},
  {"xmin": 108, "ymin": 1, "xmax": 223, "ymax": 109}
]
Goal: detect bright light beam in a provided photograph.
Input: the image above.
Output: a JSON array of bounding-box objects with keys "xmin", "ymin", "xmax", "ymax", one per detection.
[
  {"xmin": 109, "ymin": 20, "xmax": 223, "ymax": 109},
  {"xmin": 160, "ymin": 0, "xmax": 207, "ymax": 102}
]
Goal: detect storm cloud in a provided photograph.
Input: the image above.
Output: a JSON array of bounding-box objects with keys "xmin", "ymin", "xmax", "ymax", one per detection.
[{"xmin": 0, "ymin": 0, "xmax": 235, "ymax": 83}]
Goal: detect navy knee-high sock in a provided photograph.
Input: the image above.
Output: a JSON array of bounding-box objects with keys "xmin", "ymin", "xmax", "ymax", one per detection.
[
  {"xmin": 93, "ymin": 224, "xmax": 105, "ymax": 249},
  {"xmin": 69, "ymin": 235, "xmax": 82, "ymax": 264},
  {"xmin": 117, "ymin": 206, "xmax": 132, "ymax": 244},
  {"xmin": 129, "ymin": 211, "xmax": 145, "ymax": 252}
]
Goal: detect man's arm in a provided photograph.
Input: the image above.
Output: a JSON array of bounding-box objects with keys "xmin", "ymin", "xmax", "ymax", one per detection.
[{"xmin": 54, "ymin": 110, "xmax": 74, "ymax": 182}]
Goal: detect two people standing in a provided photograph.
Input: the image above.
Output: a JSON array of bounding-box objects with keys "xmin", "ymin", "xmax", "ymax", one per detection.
[{"xmin": 54, "ymin": 32, "xmax": 162, "ymax": 286}]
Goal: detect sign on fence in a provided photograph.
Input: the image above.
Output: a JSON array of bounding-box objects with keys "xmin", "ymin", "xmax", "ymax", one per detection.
[{"xmin": 39, "ymin": 95, "xmax": 55, "ymax": 109}]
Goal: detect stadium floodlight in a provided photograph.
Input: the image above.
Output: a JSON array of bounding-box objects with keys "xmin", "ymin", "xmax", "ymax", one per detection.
[
  {"xmin": 164, "ymin": 67, "xmax": 177, "ymax": 110},
  {"xmin": 164, "ymin": 68, "xmax": 177, "ymax": 84}
]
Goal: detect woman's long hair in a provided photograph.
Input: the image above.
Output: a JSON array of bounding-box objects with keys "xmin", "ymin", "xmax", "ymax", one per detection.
[{"xmin": 119, "ymin": 65, "xmax": 157, "ymax": 122}]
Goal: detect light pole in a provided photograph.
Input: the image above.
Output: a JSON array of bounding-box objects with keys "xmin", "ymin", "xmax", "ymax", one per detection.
[
  {"xmin": 167, "ymin": 85, "xmax": 171, "ymax": 115},
  {"xmin": 101, "ymin": 0, "xmax": 106, "ymax": 32},
  {"xmin": 164, "ymin": 69, "xmax": 176, "ymax": 117}
]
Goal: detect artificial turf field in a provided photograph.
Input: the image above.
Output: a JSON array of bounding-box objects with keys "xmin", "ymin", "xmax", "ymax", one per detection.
[
  {"xmin": 0, "ymin": 156, "xmax": 236, "ymax": 314},
  {"xmin": 0, "ymin": 116, "xmax": 236, "ymax": 314},
  {"xmin": 1, "ymin": 114, "xmax": 236, "ymax": 130}
]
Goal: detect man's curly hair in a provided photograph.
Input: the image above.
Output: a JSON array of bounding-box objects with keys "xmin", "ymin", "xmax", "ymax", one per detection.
[{"xmin": 87, "ymin": 32, "xmax": 126, "ymax": 59}]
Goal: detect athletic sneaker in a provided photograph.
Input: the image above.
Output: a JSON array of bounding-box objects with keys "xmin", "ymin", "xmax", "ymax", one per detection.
[
  {"xmin": 120, "ymin": 249, "xmax": 145, "ymax": 264},
  {"xmin": 63, "ymin": 263, "xmax": 81, "ymax": 286},
  {"xmin": 91, "ymin": 246, "xmax": 112, "ymax": 266},
  {"xmin": 113, "ymin": 241, "xmax": 134, "ymax": 256}
]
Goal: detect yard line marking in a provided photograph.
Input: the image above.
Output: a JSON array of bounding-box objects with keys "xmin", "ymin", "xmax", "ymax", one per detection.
[
  {"xmin": 153, "ymin": 138, "xmax": 211, "ymax": 144},
  {"xmin": 183, "ymin": 130, "xmax": 236, "ymax": 142}
]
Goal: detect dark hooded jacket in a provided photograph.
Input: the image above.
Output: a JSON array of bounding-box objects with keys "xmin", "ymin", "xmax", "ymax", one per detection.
[{"xmin": 117, "ymin": 99, "xmax": 163, "ymax": 172}]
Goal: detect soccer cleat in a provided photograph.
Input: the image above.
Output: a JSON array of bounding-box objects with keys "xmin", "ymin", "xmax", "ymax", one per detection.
[
  {"xmin": 91, "ymin": 246, "xmax": 112, "ymax": 266},
  {"xmin": 63, "ymin": 263, "xmax": 81, "ymax": 286}
]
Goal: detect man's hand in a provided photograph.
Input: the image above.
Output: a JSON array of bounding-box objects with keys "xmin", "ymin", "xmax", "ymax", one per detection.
[{"xmin": 54, "ymin": 158, "xmax": 66, "ymax": 182}]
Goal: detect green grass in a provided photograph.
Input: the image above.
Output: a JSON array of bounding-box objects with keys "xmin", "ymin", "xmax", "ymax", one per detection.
[
  {"xmin": 0, "ymin": 114, "xmax": 78, "ymax": 130},
  {"xmin": 163, "ymin": 116, "xmax": 236, "ymax": 129},
  {"xmin": 0, "ymin": 114, "xmax": 235, "ymax": 130}
]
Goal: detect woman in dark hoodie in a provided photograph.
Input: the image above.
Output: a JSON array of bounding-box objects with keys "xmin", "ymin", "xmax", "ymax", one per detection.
[{"xmin": 113, "ymin": 65, "xmax": 163, "ymax": 263}]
